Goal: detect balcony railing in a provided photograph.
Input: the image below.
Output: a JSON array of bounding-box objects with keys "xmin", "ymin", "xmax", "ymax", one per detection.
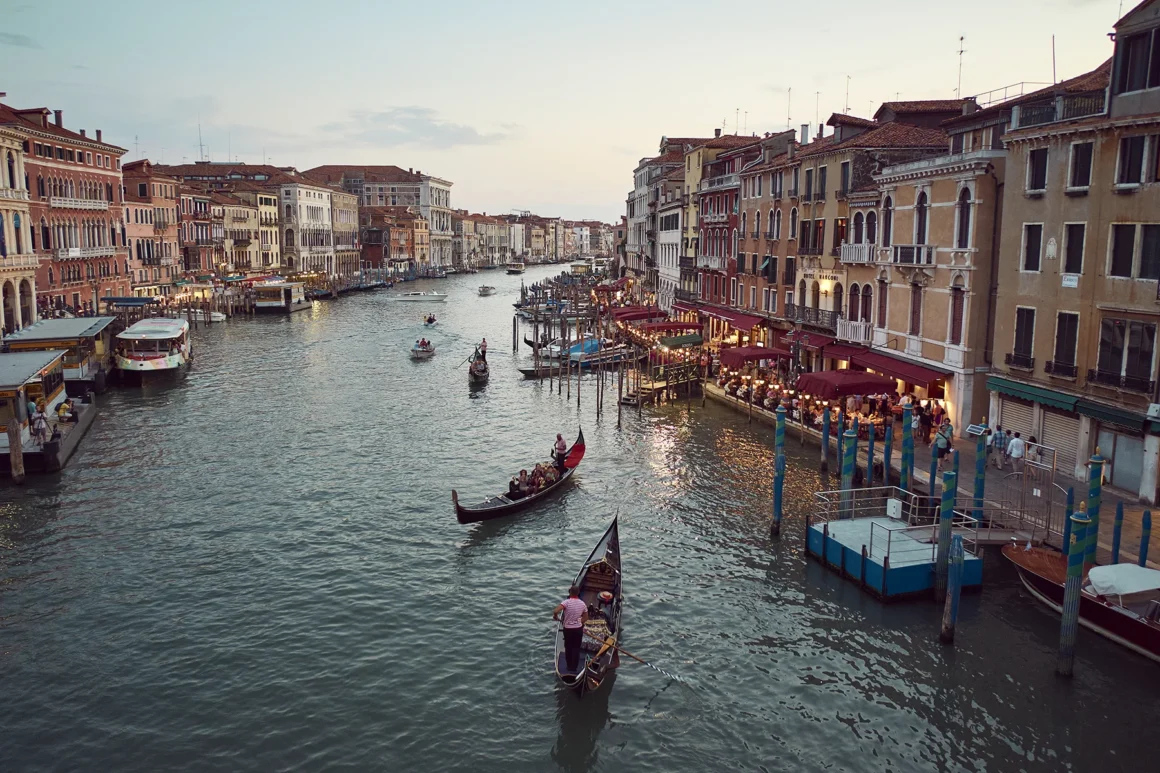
[
  {"xmin": 153, "ymin": 220, "xmax": 172, "ymax": 232},
  {"xmin": 674, "ymin": 288, "xmax": 696, "ymax": 302},
  {"xmin": 1044, "ymin": 360, "xmax": 1078, "ymax": 378},
  {"xmin": 784, "ymin": 303, "xmax": 839, "ymax": 331},
  {"xmin": 836, "ymin": 318, "xmax": 873, "ymax": 345},
  {"xmin": 772, "ymin": 190, "xmax": 783, "ymax": 200},
  {"xmin": 814, "ymin": 191, "xmax": 826, "ymax": 202},
  {"xmin": 764, "ymin": 231, "xmax": 777, "ymax": 240},
  {"xmin": 787, "ymin": 188, "xmax": 798, "ymax": 199},
  {"xmin": 840, "ymin": 243, "xmax": 877, "ymax": 264},
  {"xmin": 0, "ymin": 253, "xmax": 40, "ymax": 268},
  {"xmin": 1014, "ymin": 90, "xmax": 1106, "ymax": 129},
  {"xmin": 50, "ymin": 196, "xmax": 108, "ymax": 210},
  {"xmin": 0, "ymin": 188, "xmax": 30, "ymax": 202},
  {"xmin": 702, "ymin": 213, "xmax": 728, "ymax": 224},
  {"xmin": 700, "ymin": 173, "xmax": 740, "ymax": 192},
  {"xmin": 837, "ymin": 187, "xmax": 849, "ymax": 200},
  {"xmin": 750, "ymin": 231, "xmax": 759, "ymax": 238},
  {"xmin": 892, "ymin": 244, "xmax": 935, "ymax": 265},
  {"xmin": 800, "ymin": 244, "xmax": 823, "ymax": 256},
  {"xmin": 1088, "ymin": 369, "xmax": 1154, "ymax": 393},
  {"xmin": 1005, "ymin": 352, "xmax": 1035, "ymax": 370},
  {"xmin": 55, "ymin": 246, "xmax": 116, "ymax": 259}
]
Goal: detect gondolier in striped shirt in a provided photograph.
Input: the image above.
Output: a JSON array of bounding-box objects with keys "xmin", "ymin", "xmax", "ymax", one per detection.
[
  {"xmin": 554, "ymin": 433, "xmax": 568, "ymax": 472},
  {"xmin": 553, "ymin": 585, "xmax": 588, "ymax": 673}
]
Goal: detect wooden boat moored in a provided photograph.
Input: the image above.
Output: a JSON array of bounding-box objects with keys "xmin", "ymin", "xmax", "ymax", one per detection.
[
  {"xmin": 452, "ymin": 428, "xmax": 586, "ymax": 524},
  {"xmin": 554, "ymin": 517, "xmax": 622, "ymax": 696}
]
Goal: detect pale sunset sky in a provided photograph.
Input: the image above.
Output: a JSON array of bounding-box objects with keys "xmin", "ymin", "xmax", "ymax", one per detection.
[{"xmin": 0, "ymin": 0, "xmax": 1125, "ymax": 220}]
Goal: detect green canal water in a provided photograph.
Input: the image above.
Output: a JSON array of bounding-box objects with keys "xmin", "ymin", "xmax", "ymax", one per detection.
[{"xmin": 1, "ymin": 265, "xmax": 1157, "ymax": 772}]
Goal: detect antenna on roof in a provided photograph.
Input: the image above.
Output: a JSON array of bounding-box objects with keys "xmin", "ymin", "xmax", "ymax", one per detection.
[
  {"xmin": 787, "ymin": 87, "xmax": 792, "ymax": 131},
  {"xmin": 744, "ymin": 111, "xmax": 748, "ymax": 135},
  {"xmin": 957, "ymin": 36, "xmax": 966, "ymax": 96},
  {"xmin": 134, "ymin": 135, "xmax": 139, "ymax": 159},
  {"xmin": 198, "ymin": 114, "xmax": 205, "ymax": 162},
  {"xmin": 735, "ymin": 108, "xmax": 739, "ymax": 135},
  {"xmin": 1052, "ymin": 34, "xmax": 1057, "ymax": 84},
  {"xmin": 815, "ymin": 92, "xmax": 820, "ymax": 129},
  {"xmin": 845, "ymin": 76, "xmax": 850, "ymax": 114}
]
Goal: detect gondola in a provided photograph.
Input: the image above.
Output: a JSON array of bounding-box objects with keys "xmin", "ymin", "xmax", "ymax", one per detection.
[
  {"xmin": 554, "ymin": 517, "xmax": 622, "ymax": 697},
  {"xmin": 452, "ymin": 428, "xmax": 586, "ymax": 524},
  {"xmin": 468, "ymin": 355, "xmax": 490, "ymax": 385}
]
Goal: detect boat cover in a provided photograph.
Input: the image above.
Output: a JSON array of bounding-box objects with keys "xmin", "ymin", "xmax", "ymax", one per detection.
[{"xmin": 1088, "ymin": 564, "xmax": 1160, "ymax": 598}]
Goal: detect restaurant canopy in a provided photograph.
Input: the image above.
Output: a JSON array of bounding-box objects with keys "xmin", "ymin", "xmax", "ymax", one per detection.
[
  {"xmin": 612, "ymin": 305, "xmax": 664, "ymax": 319},
  {"xmin": 614, "ymin": 309, "xmax": 668, "ymax": 323},
  {"xmin": 794, "ymin": 369, "xmax": 898, "ymax": 400},
  {"xmin": 783, "ymin": 331, "xmax": 835, "ymax": 350},
  {"xmin": 719, "ymin": 345, "xmax": 790, "ymax": 369},
  {"xmin": 849, "ymin": 350, "xmax": 949, "ymax": 387},
  {"xmin": 633, "ymin": 321, "xmax": 703, "ymax": 332},
  {"xmin": 671, "ymin": 300, "xmax": 700, "ymax": 314},
  {"xmin": 658, "ymin": 334, "xmax": 704, "ymax": 349},
  {"xmin": 700, "ymin": 306, "xmax": 763, "ymax": 330}
]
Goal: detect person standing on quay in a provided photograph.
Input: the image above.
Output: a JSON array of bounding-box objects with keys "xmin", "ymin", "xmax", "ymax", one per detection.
[
  {"xmin": 1008, "ymin": 432, "xmax": 1026, "ymax": 473},
  {"xmin": 992, "ymin": 425, "xmax": 1007, "ymax": 469},
  {"xmin": 552, "ymin": 585, "xmax": 588, "ymax": 673}
]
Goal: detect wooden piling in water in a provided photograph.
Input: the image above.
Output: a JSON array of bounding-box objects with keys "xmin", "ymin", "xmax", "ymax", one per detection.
[
  {"xmin": 1141, "ymin": 511, "xmax": 1152, "ymax": 567},
  {"xmin": 939, "ymin": 534, "xmax": 965, "ymax": 644},
  {"xmin": 1058, "ymin": 507, "xmax": 1090, "ymax": 676},
  {"xmin": 7, "ymin": 418, "xmax": 25, "ymax": 484}
]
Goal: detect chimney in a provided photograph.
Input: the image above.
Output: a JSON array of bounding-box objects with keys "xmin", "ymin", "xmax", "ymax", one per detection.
[
  {"xmin": 54, "ymin": 110, "xmax": 62, "ymax": 127},
  {"xmin": 961, "ymin": 101, "xmax": 978, "ymax": 116},
  {"xmin": 79, "ymin": 129, "xmax": 86, "ymax": 137},
  {"xmin": 96, "ymin": 129, "xmax": 102, "ymax": 142},
  {"xmin": 714, "ymin": 128, "xmax": 721, "ymax": 138},
  {"xmin": 409, "ymin": 168, "xmax": 413, "ymax": 174},
  {"xmin": 801, "ymin": 124, "xmax": 809, "ymax": 143},
  {"xmin": 816, "ymin": 125, "xmax": 824, "ymax": 140}
]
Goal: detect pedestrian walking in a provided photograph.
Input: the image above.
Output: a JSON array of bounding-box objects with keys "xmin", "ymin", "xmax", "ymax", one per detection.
[
  {"xmin": 1008, "ymin": 432, "xmax": 1026, "ymax": 473},
  {"xmin": 935, "ymin": 420, "xmax": 953, "ymax": 471},
  {"xmin": 992, "ymin": 425, "xmax": 1007, "ymax": 469}
]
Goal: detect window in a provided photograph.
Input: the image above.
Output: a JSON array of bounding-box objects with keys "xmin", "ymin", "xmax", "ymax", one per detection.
[
  {"xmin": 1118, "ymin": 136, "xmax": 1146, "ymax": 185},
  {"xmin": 789, "ymin": 208, "xmax": 798, "ymax": 239},
  {"xmin": 866, "ymin": 211, "xmax": 877, "ymax": 245},
  {"xmin": 839, "ymin": 162, "xmax": 850, "ymax": 195},
  {"xmin": 1070, "ymin": 142, "xmax": 1093, "ymax": 189},
  {"xmin": 1064, "ymin": 223, "xmax": 1085, "ymax": 274},
  {"xmin": 1114, "ymin": 30, "xmax": 1159, "ymax": 94},
  {"xmin": 1111, "ymin": 223, "xmax": 1136, "ymax": 277},
  {"xmin": 1027, "ymin": 148, "xmax": 1048, "ymax": 192},
  {"xmin": 1013, "ymin": 307, "xmax": 1036, "ymax": 365},
  {"xmin": 1053, "ymin": 312, "xmax": 1080, "ymax": 373},
  {"xmin": 956, "ymin": 188, "xmax": 971, "ymax": 249},
  {"xmin": 1022, "ymin": 224, "xmax": 1043, "ymax": 271},
  {"xmin": 813, "ymin": 220, "xmax": 825, "ymax": 254},
  {"xmin": 804, "ymin": 169, "xmax": 813, "ymax": 198},
  {"xmin": 952, "ymin": 134, "xmax": 964, "ymax": 154},
  {"xmin": 833, "ymin": 218, "xmax": 846, "ymax": 252},
  {"xmin": 730, "ymin": 277, "xmax": 737, "ymax": 305},
  {"xmin": 756, "ymin": 175, "xmax": 762, "ymax": 197},
  {"xmin": 137, "ymin": 182, "xmax": 147, "ymax": 197},
  {"xmin": 750, "ymin": 285, "xmax": 757, "ymax": 309},
  {"xmin": 877, "ymin": 280, "xmax": 888, "ymax": 328},
  {"xmin": 818, "ymin": 166, "xmax": 827, "ymax": 198},
  {"xmin": 908, "ymin": 283, "xmax": 922, "ymax": 335},
  {"xmin": 785, "ymin": 290, "xmax": 793, "ymax": 310},
  {"xmin": 949, "ymin": 287, "xmax": 965, "ymax": 345},
  {"xmin": 771, "ymin": 209, "xmax": 779, "ymax": 238},
  {"xmin": 1096, "ymin": 318, "xmax": 1157, "ymax": 390},
  {"xmin": 1143, "ymin": 224, "xmax": 1160, "ymax": 280},
  {"xmin": 853, "ymin": 212, "xmax": 864, "ymax": 244},
  {"xmin": 882, "ymin": 197, "xmax": 893, "ymax": 247}
]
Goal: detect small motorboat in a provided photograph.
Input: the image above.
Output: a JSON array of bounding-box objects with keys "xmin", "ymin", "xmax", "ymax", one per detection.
[
  {"xmin": 1003, "ymin": 544, "xmax": 1160, "ymax": 664},
  {"xmin": 478, "ymin": 286, "xmax": 496, "ymax": 297},
  {"xmin": 554, "ymin": 516, "xmax": 622, "ymax": 696},
  {"xmin": 168, "ymin": 308, "xmax": 227, "ymax": 323},
  {"xmin": 411, "ymin": 341, "xmax": 436, "ymax": 360},
  {"xmin": 424, "ymin": 314, "xmax": 438, "ymax": 326},
  {"xmin": 452, "ymin": 428, "xmax": 586, "ymax": 523},
  {"xmin": 397, "ymin": 291, "xmax": 447, "ymax": 302}
]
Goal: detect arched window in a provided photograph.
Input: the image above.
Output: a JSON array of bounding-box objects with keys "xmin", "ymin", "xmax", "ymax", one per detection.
[
  {"xmin": 284, "ymin": 204, "xmax": 293, "ymax": 220},
  {"xmin": 47, "ymin": 267, "xmax": 54, "ymax": 285},
  {"xmin": 0, "ymin": 214, "xmax": 6, "ymax": 257},
  {"xmin": 956, "ymin": 188, "xmax": 971, "ymax": 249},
  {"xmin": 858, "ymin": 285, "xmax": 871, "ymax": 322},
  {"xmin": 285, "ymin": 229, "xmax": 295, "ymax": 247},
  {"xmin": 732, "ymin": 228, "xmax": 738, "ymax": 258},
  {"xmin": 741, "ymin": 212, "xmax": 747, "ymax": 236},
  {"xmin": 909, "ymin": 282, "xmax": 922, "ymax": 335},
  {"xmin": 949, "ymin": 280, "xmax": 965, "ymax": 345},
  {"xmin": 790, "ymin": 207, "xmax": 798, "ymax": 239},
  {"xmin": 37, "ymin": 175, "xmax": 44, "ymax": 198},
  {"xmin": 768, "ymin": 209, "xmax": 776, "ymax": 234},
  {"xmin": 811, "ymin": 280, "xmax": 820, "ymax": 309},
  {"xmin": 849, "ymin": 283, "xmax": 861, "ymax": 318},
  {"xmin": 866, "ymin": 211, "xmax": 877, "ymax": 245},
  {"xmin": 798, "ymin": 278, "xmax": 806, "ymax": 305},
  {"xmin": 881, "ymin": 197, "xmax": 893, "ymax": 247},
  {"xmin": 774, "ymin": 209, "xmax": 782, "ymax": 240},
  {"xmin": 915, "ymin": 192, "xmax": 928, "ymax": 244},
  {"xmin": 12, "ymin": 214, "xmax": 21, "ymax": 254},
  {"xmin": 6, "ymin": 152, "xmax": 15, "ymax": 190},
  {"xmin": 833, "ymin": 283, "xmax": 843, "ymax": 317},
  {"xmin": 853, "ymin": 212, "xmax": 864, "ymax": 244},
  {"xmin": 877, "ymin": 280, "xmax": 888, "ymax": 328}
]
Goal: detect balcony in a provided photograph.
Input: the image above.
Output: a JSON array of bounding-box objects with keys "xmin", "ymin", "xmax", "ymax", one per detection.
[
  {"xmin": 55, "ymin": 246, "xmax": 116, "ymax": 259},
  {"xmin": 702, "ymin": 213, "xmax": 728, "ymax": 224},
  {"xmin": 840, "ymin": 243, "xmax": 877, "ymax": 264},
  {"xmin": 763, "ymin": 231, "xmax": 776, "ymax": 239},
  {"xmin": 678, "ymin": 256, "xmax": 696, "ymax": 269},
  {"xmin": 800, "ymin": 244, "xmax": 822, "ymax": 256},
  {"xmin": 1044, "ymin": 360, "xmax": 1078, "ymax": 378},
  {"xmin": 787, "ymin": 188, "xmax": 799, "ymax": 199},
  {"xmin": 154, "ymin": 220, "xmax": 172, "ymax": 232},
  {"xmin": 749, "ymin": 231, "xmax": 760, "ymax": 239},
  {"xmin": 230, "ymin": 215, "xmax": 251, "ymax": 223},
  {"xmin": 675, "ymin": 288, "xmax": 697, "ymax": 302},
  {"xmin": 836, "ymin": 318, "xmax": 873, "ymax": 345},
  {"xmin": 700, "ymin": 173, "xmax": 740, "ymax": 193},
  {"xmin": 1088, "ymin": 369, "xmax": 1154, "ymax": 393},
  {"xmin": 837, "ymin": 187, "xmax": 849, "ymax": 200},
  {"xmin": 1005, "ymin": 352, "xmax": 1035, "ymax": 370},
  {"xmin": 772, "ymin": 190, "xmax": 783, "ymax": 200},
  {"xmin": 784, "ymin": 303, "xmax": 839, "ymax": 332},
  {"xmin": 813, "ymin": 191, "xmax": 826, "ymax": 202},
  {"xmin": 1014, "ymin": 90, "xmax": 1106, "ymax": 130},
  {"xmin": 892, "ymin": 244, "xmax": 935, "ymax": 265},
  {"xmin": 0, "ymin": 253, "xmax": 40, "ymax": 268},
  {"xmin": 0, "ymin": 188, "xmax": 30, "ymax": 202},
  {"xmin": 50, "ymin": 196, "xmax": 108, "ymax": 210}
]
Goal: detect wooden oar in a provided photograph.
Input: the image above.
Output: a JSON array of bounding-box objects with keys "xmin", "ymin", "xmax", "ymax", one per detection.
[{"xmin": 593, "ymin": 635, "xmax": 688, "ymax": 683}]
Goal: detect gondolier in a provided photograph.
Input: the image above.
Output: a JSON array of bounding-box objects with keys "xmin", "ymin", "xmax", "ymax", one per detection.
[
  {"xmin": 554, "ymin": 433, "xmax": 568, "ymax": 471},
  {"xmin": 553, "ymin": 585, "xmax": 588, "ymax": 673},
  {"xmin": 479, "ymin": 337, "xmax": 487, "ymax": 361}
]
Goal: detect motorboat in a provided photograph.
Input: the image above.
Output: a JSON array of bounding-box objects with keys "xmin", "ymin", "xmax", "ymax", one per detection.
[
  {"xmin": 114, "ymin": 318, "xmax": 192, "ymax": 377},
  {"xmin": 397, "ymin": 291, "xmax": 448, "ymax": 302},
  {"xmin": 506, "ymin": 262, "xmax": 526, "ymax": 275},
  {"xmin": 478, "ymin": 286, "xmax": 496, "ymax": 297},
  {"xmin": 411, "ymin": 341, "xmax": 436, "ymax": 360},
  {"xmin": 548, "ymin": 337, "xmax": 611, "ymax": 360},
  {"xmin": 253, "ymin": 282, "xmax": 311, "ymax": 313},
  {"xmin": 168, "ymin": 308, "xmax": 226, "ymax": 323},
  {"xmin": 424, "ymin": 314, "xmax": 438, "ymax": 326}
]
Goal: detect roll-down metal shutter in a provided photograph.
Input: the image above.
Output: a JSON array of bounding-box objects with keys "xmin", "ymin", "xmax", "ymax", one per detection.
[{"xmin": 1039, "ymin": 409, "xmax": 1081, "ymax": 481}]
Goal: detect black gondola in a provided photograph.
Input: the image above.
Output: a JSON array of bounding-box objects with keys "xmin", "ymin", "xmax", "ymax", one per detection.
[
  {"xmin": 554, "ymin": 517, "xmax": 622, "ymax": 697},
  {"xmin": 468, "ymin": 350, "xmax": 490, "ymax": 385},
  {"xmin": 452, "ymin": 429, "xmax": 586, "ymax": 524}
]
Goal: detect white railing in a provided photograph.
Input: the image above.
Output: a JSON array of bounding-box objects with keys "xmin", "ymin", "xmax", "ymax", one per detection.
[
  {"xmin": 839, "ymin": 242, "xmax": 876, "ymax": 264},
  {"xmin": 56, "ymin": 246, "xmax": 117, "ymax": 259},
  {"xmin": 0, "ymin": 253, "xmax": 40, "ymax": 268},
  {"xmin": 0, "ymin": 188, "xmax": 30, "ymax": 202},
  {"xmin": 49, "ymin": 197, "xmax": 108, "ymax": 210},
  {"xmin": 836, "ymin": 318, "xmax": 873, "ymax": 345},
  {"xmin": 700, "ymin": 174, "xmax": 739, "ymax": 192}
]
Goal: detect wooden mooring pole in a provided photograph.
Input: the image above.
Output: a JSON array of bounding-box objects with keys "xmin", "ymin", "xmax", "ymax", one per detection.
[
  {"xmin": 939, "ymin": 534, "xmax": 965, "ymax": 644},
  {"xmin": 772, "ymin": 406, "xmax": 786, "ymax": 538},
  {"xmin": 1058, "ymin": 506, "xmax": 1090, "ymax": 676},
  {"xmin": 7, "ymin": 418, "xmax": 25, "ymax": 484}
]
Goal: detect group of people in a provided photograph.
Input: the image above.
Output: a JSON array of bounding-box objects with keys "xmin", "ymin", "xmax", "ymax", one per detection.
[
  {"xmin": 25, "ymin": 396, "xmax": 77, "ymax": 446},
  {"xmin": 425, "ymin": 314, "xmax": 437, "ymax": 325},
  {"xmin": 505, "ymin": 434, "xmax": 569, "ymax": 501},
  {"xmin": 414, "ymin": 338, "xmax": 433, "ymax": 351},
  {"xmin": 986, "ymin": 426, "xmax": 1032, "ymax": 472}
]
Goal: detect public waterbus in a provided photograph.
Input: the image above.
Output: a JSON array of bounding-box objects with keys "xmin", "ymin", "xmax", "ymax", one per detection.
[
  {"xmin": 253, "ymin": 282, "xmax": 311, "ymax": 313},
  {"xmin": 114, "ymin": 318, "xmax": 191, "ymax": 378}
]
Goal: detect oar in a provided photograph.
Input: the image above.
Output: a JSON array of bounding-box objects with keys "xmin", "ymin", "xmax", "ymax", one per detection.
[{"xmin": 595, "ymin": 637, "xmax": 688, "ymax": 683}]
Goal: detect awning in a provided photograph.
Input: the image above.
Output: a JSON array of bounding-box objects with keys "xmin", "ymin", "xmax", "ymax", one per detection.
[
  {"xmin": 823, "ymin": 343, "xmax": 866, "ymax": 360},
  {"xmin": 851, "ymin": 350, "xmax": 950, "ymax": 387},
  {"xmin": 794, "ymin": 370, "xmax": 898, "ymax": 401},
  {"xmin": 701, "ymin": 306, "xmax": 763, "ymax": 330},
  {"xmin": 760, "ymin": 257, "xmax": 770, "ymax": 270},
  {"xmin": 615, "ymin": 309, "xmax": 667, "ymax": 322},
  {"xmin": 1076, "ymin": 398, "xmax": 1146, "ymax": 432},
  {"xmin": 719, "ymin": 345, "xmax": 790, "ymax": 368},
  {"xmin": 633, "ymin": 321, "xmax": 703, "ymax": 332},
  {"xmin": 987, "ymin": 375, "xmax": 1078, "ymax": 412},
  {"xmin": 101, "ymin": 296, "xmax": 160, "ymax": 307},
  {"xmin": 784, "ymin": 331, "xmax": 835, "ymax": 350},
  {"xmin": 659, "ymin": 334, "xmax": 704, "ymax": 349},
  {"xmin": 672, "ymin": 301, "xmax": 699, "ymax": 314}
]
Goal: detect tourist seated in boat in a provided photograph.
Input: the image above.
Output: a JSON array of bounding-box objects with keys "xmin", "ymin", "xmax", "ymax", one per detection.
[
  {"xmin": 517, "ymin": 469, "xmax": 530, "ymax": 496},
  {"xmin": 508, "ymin": 476, "xmax": 521, "ymax": 500}
]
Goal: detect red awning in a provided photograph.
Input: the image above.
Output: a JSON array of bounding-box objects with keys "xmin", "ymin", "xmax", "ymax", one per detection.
[
  {"xmin": 794, "ymin": 370, "xmax": 898, "ymax": 400},
  {"xmin": 672, "ymin": 300, "xmax": 700, "ymax": 314},
  {"xmin": 719, "ymin": 345, "xmax": 791, "ymax": 369},
  {"xmin": 615, "ymin": 309, "xmax": 667, "ymax": 322},
  {"xmin": 611, "ymin": 305, "xmax": 663, "ymax": 319},
  {"xmin": 784, "ymin": 332, "xmax": 835, "ymax": 350},
  {"xmin": 701, "ymin": 307, "xmax": 764, "ymax": 330},
  {"xmin": 850, "ymin": 350, "xmax": 950, "ymax": 387},
  {"xmin": 822, "ymin": 343, "xmax": 866, "ymax": 360},
  {"xmin": 633, "ymin": 321, "xmax": 703, "ymax": 332}
]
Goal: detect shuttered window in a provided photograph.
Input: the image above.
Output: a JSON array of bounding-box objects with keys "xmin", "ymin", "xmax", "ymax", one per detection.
[
  {"xmin": 949, "ymin": 288, "xmax": 965, "ymax": 345},
  {"xmin": 908, "ymin": 283, "xmax": 922, "ymax": 336}
]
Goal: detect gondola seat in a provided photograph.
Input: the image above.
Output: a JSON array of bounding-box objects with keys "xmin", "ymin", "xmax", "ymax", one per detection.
[{"xmin": 582, "ymin": 559, "xmax": 617, "ymax": 593}]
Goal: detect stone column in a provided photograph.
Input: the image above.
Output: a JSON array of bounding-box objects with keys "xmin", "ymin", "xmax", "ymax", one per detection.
[
  {"xmin": 1141, "ymin": 434, "xmax": 1160, "ymax": 505},
  {"xmin": 1075, "ymin": 415, "xmax": 1093, "ymax": 481}
]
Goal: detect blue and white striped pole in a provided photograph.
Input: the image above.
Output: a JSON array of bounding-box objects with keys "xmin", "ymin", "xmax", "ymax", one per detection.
[
  {"xmin": 840, "ymin": 429, "xmax": 857, "ymax": 520},
  {"xmin": 929, "ymin": 449, "xmax": 940, "ymax": 497},
  {"xmin": 1058, "ymin": 507, "xmax": 1091, "ymax": 676},
  {"xmin": 1061, "ymin": 487, "xmax": 1075, "ymax": 553},
  {"xmin": 974, "ymin": 423, "xmax": 986, "ymax": 523},
  {"xmin": 940, "ymin": 534, "xmax": 965, "ymax": 643},
  {"xmin": 935, "ymin": 470, "xmax": 957, "ymax": 600},
  {"xmin": 900, "ymin": 405, "xmax": 913, "ymax": 493},
  {"xmin": 772, "ymin": 406, "xmax": 786, "ymax": 538},
  {"xmin": 1084, "ymin": 452, "xmax": 1105, "ymax": 570},
  {"xmin": 884, "ymin": 418, "xmax": 895, "ymax": 487},
  {"xmin": 837, "ymin": 409, "xmax": 846, "ymax": 472}
]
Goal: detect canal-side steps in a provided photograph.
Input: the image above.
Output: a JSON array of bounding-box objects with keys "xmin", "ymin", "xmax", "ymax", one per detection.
[{"xmin": 805, "ymin": 486, "xmax": 985, "ymax": 600}]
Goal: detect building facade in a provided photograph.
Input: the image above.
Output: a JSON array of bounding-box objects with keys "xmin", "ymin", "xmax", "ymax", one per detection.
[
  {"xmin": 421, "ymin": 174, "xmax": 453, "ymax": 268},
  {"xmin": 123, "ymin": 160, "xmax": 181, "ymax": 296},
  {"xmin": 331, "ymin": 189, "xmax": 360, "ymax": 280},
  {"xmin": 178, "ymin": 186, "xmax": 212, "ymax": 274},
  {"xmin": 0, "ymin": 125, "xmax": 38, "ymax": 330}
]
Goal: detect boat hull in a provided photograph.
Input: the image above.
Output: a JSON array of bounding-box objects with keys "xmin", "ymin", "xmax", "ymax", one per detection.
[
  {"xmin": 411, "ymin": 349, "xmax": 435, "ymax": 360},
  {"xmin": 115, "ymin": 347, "xmax": 191, "ymax": 375},
  {"xmin": 254, "ymin": 300, "xmax": 311, "ymax": 313},
  {"xmin": 555, "ymin": 518, "xmax": 622, "ymax": 696},
  {"xmin": 397, "ymin": 295, "xmax": 447, "ymax": 302},
  {"xmin": 1004, "ymin": 546, "xmax": 1160, "ymax": 664}
]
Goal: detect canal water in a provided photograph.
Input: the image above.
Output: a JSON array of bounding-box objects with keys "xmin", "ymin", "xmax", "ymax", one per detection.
[{"xmin": 1, "ymin": 266, "xmax": 1157, "ymax": 772}]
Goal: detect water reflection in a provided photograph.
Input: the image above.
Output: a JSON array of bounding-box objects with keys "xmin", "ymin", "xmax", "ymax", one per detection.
[{"xmin": 551, "ymin": 675, "xmax": 615, "ymax": 773}]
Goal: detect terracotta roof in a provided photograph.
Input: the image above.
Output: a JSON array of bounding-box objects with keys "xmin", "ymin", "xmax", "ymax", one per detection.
[
  {"xmin": 703, "ymin": 134, "xmax": 763, "ymax": 149},
  {"xmin": 303, "ymin": 164, "xmax": 422, "ymax": 185},
  {"xmin": 664, "ymin": 168, "xmax": 685, "ymax": 181},
  {"xmin": 209, "ymin": 191, "xmax": 247, "ymax": 207},
  {"xmin": 154, "ymin": 162, "xmax": 302, "ymax": 186},
  {"xmin": 827, "ymin": 113, "xmax": 877, "ymax": 129},
  {"xmin": 876, "ymin": 99, "xmax": 973, "ymax": 117},
  {"xmin": 947, "ymin": 59, "xmax": 1112, "ymax": 127},
  {"xmin": 649, "ymin": 150, "xmax": 684, "ymax": 165},
  {"xmin": 0, "ymin": 102, "xmax": 127, "ymax": 152}
]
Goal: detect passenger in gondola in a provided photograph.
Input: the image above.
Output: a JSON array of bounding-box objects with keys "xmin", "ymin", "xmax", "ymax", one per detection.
[
  {"xmin": 508, "ymin": 476, "xmax": 522, "ymax": 500},
  {"xmin": 554, "ymin": 433, "xmax": 568, "ymax": 471},
  {"xmin": 518, "ymin": 469, "xmax": 530, "ymax": 496}
]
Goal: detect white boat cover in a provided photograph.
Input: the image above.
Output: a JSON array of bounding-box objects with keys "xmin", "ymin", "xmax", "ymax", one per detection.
[{"xmin": 1088, "ymin": 564, "xmax": 1160, "ymax": 597}]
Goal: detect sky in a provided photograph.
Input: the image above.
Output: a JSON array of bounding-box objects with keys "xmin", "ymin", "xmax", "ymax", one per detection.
[{"xmin": 0, "ymin": 0, "xmax": 1128, "ymax": 222}]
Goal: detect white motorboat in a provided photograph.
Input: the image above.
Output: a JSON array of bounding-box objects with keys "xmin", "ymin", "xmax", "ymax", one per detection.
[
  {"xmin": 397, "ymin": 291, "xmax": 447, "ymax": 302},
  {"xmin": 168, "ymin": 308, "xmax": 226, "ymax": 323},
  {"xmin": 411, "ymin": 342, "xmax": 436, "ymax": 360},
  {"xmin": 478, "ymin": 286, "xmax": 496, "ymax": 297},
  {"xmin": 505, "ymin": 262, "xmax": 526, "ymax": 275},
  {"xmin": 115, "ymin": 318, "xmax": 192, "ymax": 377}
]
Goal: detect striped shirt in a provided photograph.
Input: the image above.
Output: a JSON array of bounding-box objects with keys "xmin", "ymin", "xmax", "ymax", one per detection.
[{"xmin": 560, "ymin": 597, "xmax": 586, "ymax": 629}]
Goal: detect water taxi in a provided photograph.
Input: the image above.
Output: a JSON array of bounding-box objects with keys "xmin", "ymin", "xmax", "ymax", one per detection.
[
  {"xmin": 254, "ymin": 282, "xmax": 311, "ymax": 313},
  {"xmin": 397, "ymin": 291, "xmax": 447, "ymax": 302},
  {"xmin": 411, "ymin": 341, "xmax": 436, "ymax": 360},
  {"xmin": 478, "ymin": 286, "xmax": 496, "ymax": 297},
  {"xmin": 506, "ymin": 262, "xmax": 526, "ymax": 275},
  {"xmin": 114, "ymin": 318, "xmax": 191, "ymax": 377}
]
